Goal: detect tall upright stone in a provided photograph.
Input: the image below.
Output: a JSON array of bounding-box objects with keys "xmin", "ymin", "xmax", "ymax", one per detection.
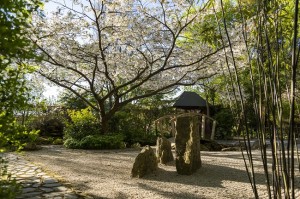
[
  {"xmin": 156, "ymin": 137, "xmax": 174, "ymax": 164},
  {"xmin": 175, "ymin": 116, "xmax": 201, "ymax": 175}
]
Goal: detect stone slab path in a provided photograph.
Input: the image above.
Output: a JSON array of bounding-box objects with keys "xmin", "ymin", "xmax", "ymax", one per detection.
[{"xmin": 2, "ymin": 153, "xmax": 90, "ymax": 199}]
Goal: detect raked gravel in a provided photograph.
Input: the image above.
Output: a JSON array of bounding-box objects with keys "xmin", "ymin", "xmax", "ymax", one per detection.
[{"xmin": 19, "ymin": 145, "xmax": 300, "ymax": 199}]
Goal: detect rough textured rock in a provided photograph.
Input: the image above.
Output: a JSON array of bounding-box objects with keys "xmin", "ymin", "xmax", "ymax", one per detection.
[
  {"xmin": 200, "ymin": 144, "xmax": 210, "ymax": 151},
  {"xmin": 156, "ymin": 137, "xmax": 174, "ymax": 164},
  {"xmin": 175, "ymin": 116, "xmax": 201, "ymax": 175},
  {"xmin": 23, "ymin": 143, "xmax": 40, "ymax": 151},
  {"xmin": 200, "ymin": 139, "xmax": 223, "ymax": 151},
  {"xmin": 131, "ymin": 146, "xmax": 158, "ymax": 178}
]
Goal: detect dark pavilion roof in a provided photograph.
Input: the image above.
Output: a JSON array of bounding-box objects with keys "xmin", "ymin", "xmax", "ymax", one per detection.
[{"xmin": 173, "ymin": 91, "xmax": 209, "ymax": 110}]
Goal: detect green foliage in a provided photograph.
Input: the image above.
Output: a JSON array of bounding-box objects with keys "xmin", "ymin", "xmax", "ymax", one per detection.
[
  {"xmin": 64, "ymin": 107, "xmax": 99, "ymax": 140},
  {"xmin": 64, "ymin": 135, "xmax": 125, "ymax": 149},
  {"xmin": 110, "ymin": 98, "xmax": 174, "ymax": 146},
  {"xmin": 35, "ymin": 136, "xmax": 63, "ymax": 145},
  {"xmin": 63, "ymin": 107, "xmax": 125, "ymax": 149},
  {"xmin": 0, "ymin": 0, "xmax": 42, "ymax": 65},
  {"xmin": 0, "ymin": 0, "xmax": 42, "ymax": 151},
  {"xmin": 27, "ymin": 114, "xmax": 65, "ymax": 137},
  {"xmin": 52, "ymin": 138, "xmax": 63, "ymax": 145},
  {"xmin": 0, "ymin": 157, "xmax": 21, "ymax": 199},
  {"xmin": 0, "ymin": 117, "xmax": 40, "ymax": 151},
  {"xmin": 180, "ymin": 0, "xmax": 253, "ymax": 49},
  {"xmin": 213, "ymin": 108, "xmax": 235, "ymax": 139},
  {"xmin": 58, "ymin": 92, "xmax": 88, "ymax": 110}
]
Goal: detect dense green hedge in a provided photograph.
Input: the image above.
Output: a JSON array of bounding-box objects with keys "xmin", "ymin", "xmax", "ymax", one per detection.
[
  {"xmin": 64, "ymin": 134, "xmax": 125, "ymax": 149},
  {"xmin": 63, "ymin": 107, "xmax": 126, "ymax": 149}
]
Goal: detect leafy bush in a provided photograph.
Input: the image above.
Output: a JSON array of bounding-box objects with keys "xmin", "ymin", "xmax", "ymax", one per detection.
[
  {"xmin": 64, "ymin": 107, "xmax": 99, "ymax": 140},
  {"xmin": 52, "ymin": 138, "xmax": 63, "ymax": 145},
  {"xmin": 63, "ymin": 107, "xmax": 125, "ymax": 149},
  {"xmin": 0, "ymin": 119, "xmax": 40, "ymax": 151},
  {"xmin": 64, "ymin": 134, "xmax": 125, "ymax": 149},
  {"xmin": 109, "ymin": 103, "xmax": 172, "ymax": 146},
  {"xmin": 80, "ymin": 135, "xmax": 125, "ymax": 149},
  {"xmin": 63, "ymin": 137, "xmax": 80, "ymax": 149},
  {"xmin": 213, "ymin": 108, "xmax": 235, "ymax": 139},
  {"xmin": 35, "ymin": 137, "xmax": 54, "ymax": 145},
  {"xmin": 0, "ymin": 157, "xmax": 21, "ymax": 198},
  {"xmin": 27, "ymin": 114, "xmax": 65, "ymax": 138}
]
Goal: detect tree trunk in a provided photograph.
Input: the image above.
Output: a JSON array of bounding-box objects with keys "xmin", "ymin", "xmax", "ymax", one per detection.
[
  {"xmin": 97, "ymin": 109, "xmax": 109, "ymax": 135},
  {"xmin": 100, "ymin": 116, "xmax": 109, "ymax": 135}
]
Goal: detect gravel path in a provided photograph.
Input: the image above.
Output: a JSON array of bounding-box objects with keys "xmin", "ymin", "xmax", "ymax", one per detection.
[{"xmin": 21, "ymin": 145, "xmax": 300, "ymax": 199}]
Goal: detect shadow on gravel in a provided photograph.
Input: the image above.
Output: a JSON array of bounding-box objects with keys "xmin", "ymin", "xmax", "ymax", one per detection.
[
  {"xmin": 136, "ymin": 183, "xmax": 208, "ymax": 199},
  {"xmin": 142, "ymin": 162, "xmax": 266, "ymax": 188}
]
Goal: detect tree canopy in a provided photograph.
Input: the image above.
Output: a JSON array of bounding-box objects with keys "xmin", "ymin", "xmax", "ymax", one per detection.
[
  {"xmin": 0, "ymin": 0, "xmax": 42, "ymax": 148},
  {"xmin": 31, "ymin": 0, "xmax": 224, "ymax": 134}
]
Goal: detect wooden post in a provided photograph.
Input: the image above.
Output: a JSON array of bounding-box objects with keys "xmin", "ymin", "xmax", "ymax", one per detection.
[
  {"xmin": 211, "ymin": 120, "xmax": 217, "ymax": 140},
  {"xmin": 201, "ymin": 115, "xmax": 206, "ymax": 139}
]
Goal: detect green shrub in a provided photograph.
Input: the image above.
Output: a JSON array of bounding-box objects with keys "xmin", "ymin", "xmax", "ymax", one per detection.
[
  {"xmin": 64, "ymin": 134, "xmax": 125, "ymax": 149},
  {"xmin": 27, "ymin": 114, "xmax": 65, "ymax": 138},
  {"xmin": 0, "ymin": 157, "xmax": 21, "ymax": 198},
  {"xmin": 63, "ymin": 137, "xmax": 80, "ymax": 149},
  {"xmin": 110, "ymin": 105, "xmax": 162, "ymax": 146},
  {"xmin": 52, "ymin": 138, "xmax": 63, "ymax": 145},
  {"xmin": 81, "ymin": 135, "xmax": 125, "ymax": 149},
  {"xmin": 1, "ymin": 120, "xmax": 40, "ymax": 151},
  {"xmin": 213, "ymin": 108, "xmax": 235, "ymax": 139},
  {"xmin": 63, "ymin": 107, "xmax": 125, "ymax": 149},
  {"xmin": 35, "ymin": 137, "xmax": 54, "ymax": 145},
  {"xmin": 64, "ymin": 107, "xmax": 99, "ymax": 140}
]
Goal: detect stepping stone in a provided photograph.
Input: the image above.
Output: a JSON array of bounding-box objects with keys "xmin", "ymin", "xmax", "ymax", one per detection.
[
  {"xmin": 42, "ymin": 182, "xmax": 61, "ymax": 188},
  {"xmin": 42, "ymin": 192, "xmax": 63, "ymax": 198},
  {"xmin": 22, "ymin": 183, "xmax": 33, "ymax": 188},
  {"xmin": 53, "ymin": 186, "xmax": 69, "ymax": 192},
  {"xmin": 37, "ymin": 172, "xmax": 47, "ymax": 176},
  {"xmin": 22, "ymin": 187, "xmax": 37, "ymax": 193},
  {"xmin": 39, "ymin": 187, "xmax": 54, "ymax": 193},
  {"xmin": 32, "ymin": 183, "xmax": 41, "ymax": 188},
  {"xmin": 43, "ymin": 178, "xmax": 58, "ymax": 184},
  {"xmin": 20, "ymin": 191, "xmax": 43, "ymax": 198},
  {"xmin": 64, "ymin": 193, "xmax": 79, "ymax": 199}
]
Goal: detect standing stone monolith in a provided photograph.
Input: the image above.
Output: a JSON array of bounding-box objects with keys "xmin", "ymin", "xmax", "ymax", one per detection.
[
  {"xmin": 156, "ymin": 137, "xmax": 174, "ymax": 164},
  {"xmin": 175, "ymin": 116, "xmax": 201, "ymax": 175},
  {"xmin": 131, "ymin": 146, "xmax": 158, "ymax": 178}
]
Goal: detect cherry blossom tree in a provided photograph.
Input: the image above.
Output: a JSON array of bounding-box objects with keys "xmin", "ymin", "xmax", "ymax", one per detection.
[{"xmin": 31, "ymin": 0, "xmax": 223, "ymax": 134}]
